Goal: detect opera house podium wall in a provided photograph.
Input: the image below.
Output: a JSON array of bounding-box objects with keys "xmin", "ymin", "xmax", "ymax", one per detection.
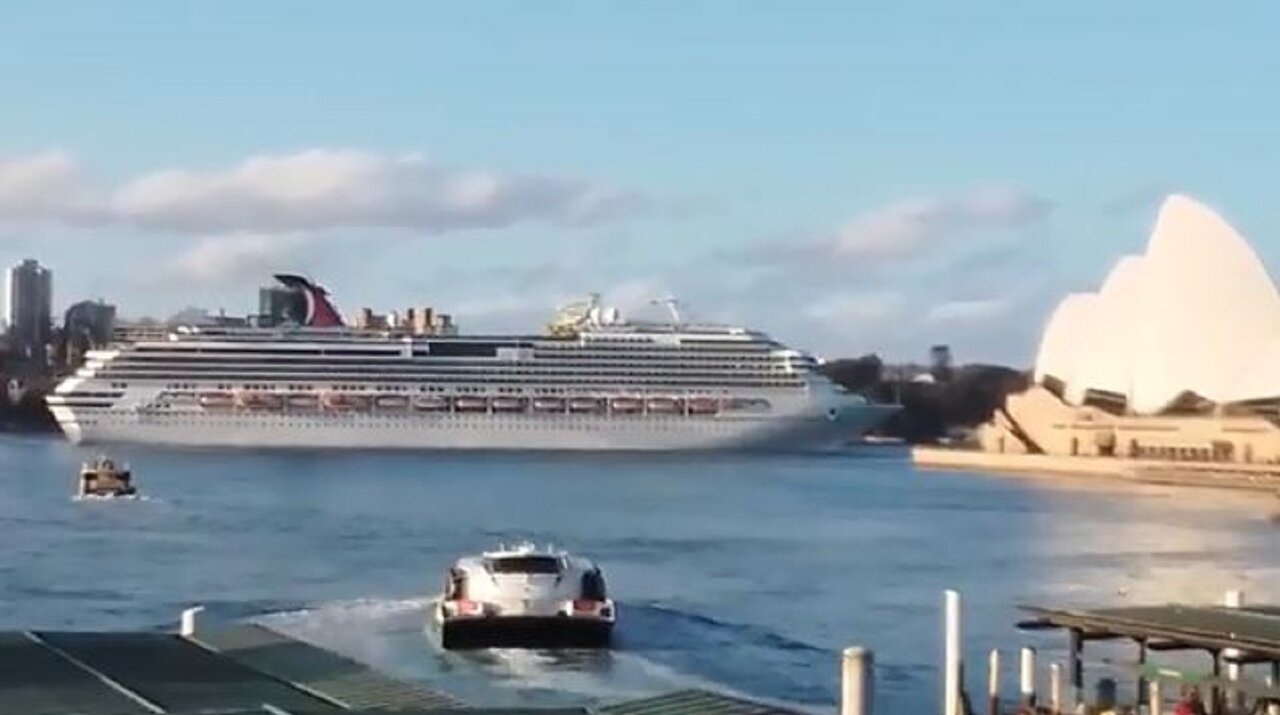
[{"xmin": 914, "ymin": 195, "xmax": 1280, "ymax": 490}]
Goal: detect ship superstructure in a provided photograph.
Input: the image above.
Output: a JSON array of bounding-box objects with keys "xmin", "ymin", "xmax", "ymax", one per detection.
[{"xmin": 48, "ymin": 277, "xmax": 891, "ymax": 450}]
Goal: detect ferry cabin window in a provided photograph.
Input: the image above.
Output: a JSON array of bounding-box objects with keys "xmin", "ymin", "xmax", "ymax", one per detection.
[{"xmin": 487, "ymin": 556, "xmax": 562, "ymax": 574}]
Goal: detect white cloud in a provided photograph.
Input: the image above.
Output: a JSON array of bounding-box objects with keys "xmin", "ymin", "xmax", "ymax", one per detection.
[
  {"xmin": 802, "ymin": 291, "xmax": 906, "ymax": 323},
  {"xmin": 167, "ymin": 233, "xmax": 312, "ymax": 285},
  {"xmin": 0, "ymin": 149, "xmax": 668, "ymax": 235},
  {"xmin": 0, "ymin": 152, "xmax": 81, "ymax": 218},
  {"xmin": 924, "ymin": 297, "xmax": 1010, "ymax": 324}
]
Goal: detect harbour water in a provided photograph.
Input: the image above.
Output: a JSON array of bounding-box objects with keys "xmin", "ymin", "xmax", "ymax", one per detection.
[{"xmin": 1, "ymin": 434, "xmax": 1276, "ymax": 714}]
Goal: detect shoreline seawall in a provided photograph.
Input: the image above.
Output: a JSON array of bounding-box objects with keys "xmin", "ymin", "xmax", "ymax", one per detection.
[{"xmin": 913, "ymin": 446, "xmax": 1280, "ymax": 493}]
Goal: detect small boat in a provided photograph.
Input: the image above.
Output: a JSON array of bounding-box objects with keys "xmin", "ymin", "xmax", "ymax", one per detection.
[
  {"xmin": 687, "ymin": 397, "xmax": 720, "ymax": 415},
  {"xmin": 78, "ymin": 456, "xmax": 137, "ymax": 498},
  {"xmin": 198, "ymin": 391, "xmax": 235, "ymax": 409},
  {"xmin": 454, "ymin": 396, "xmax": 489, "ymax": 413},
  {"xmin": 236, "ymin": 391, "xmax": 283, "ymax": 411},
  {"xmin": 567, "ymin": 397, "xmax": 604, "ymax": 414},
  {"xmin": 491, "ymin": 396, "xmax": 526, "ymax": 413},
  {"xmin": 286, "ymin": 393, "xmax": 321, "ymax": 411},
  {"xmin": 374, "ymin": 394, "xmax": 411, "ymax": 411},
  {"xmin": 531, "ymin": 396, "xmax": 566, "ymax": 413},
  {"xmin": 609, "ymin": 396, "xmax": 643, "ymax": 414},
  {"xmin": 433, "ymin": 542, "xmax": 615, "ymax": 650},
  {"xmin": 322, "ymin": 392, "xmax": 372, "ymax": 412},
  {"xmin": 413, "ymin": 395, "xmax": 449, "ymax": 412},
  {"xmin": 646, "ymin": 396, "xmax": 683, "ymax": 414}
]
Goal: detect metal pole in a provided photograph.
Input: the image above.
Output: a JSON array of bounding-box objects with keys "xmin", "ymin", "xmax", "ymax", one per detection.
[
  {"xmin": 1020, "ymin": 647, "xmax": 1037, "ymax": 709},
  {"xmin": 1068, "ymin": 628, "xmax": 1084, "ymax": 710},
  {"xmin": 1049, "ymin": 663, "xmax": 1062, "ymax": 715},
  {"xmin": 842, "ymin": 647, "xmax": 873, "ymax": 715},
  {"xmin": 987, "ymin": 649, "xmax": 1000, "ymax": 715},
  {"xmin": 1136, "ymin": 639, "xmax": 1148, "ymax": 707},
  {"xmin": 1225, "ymin": 589, "xmax": 1244, "ymax": 713},
  {"xmin": 944, "ymin": 590, "xmax": 962, "ymax": 715}
]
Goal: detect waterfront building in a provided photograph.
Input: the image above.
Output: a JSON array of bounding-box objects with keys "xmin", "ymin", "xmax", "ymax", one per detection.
[
  {"xmin": 978, "ymin": 195, "xmax": 1280, "ymax": 463},
  {"xmin": 4, "ymin": 259, "xmax": 53, "ymax": 368}
]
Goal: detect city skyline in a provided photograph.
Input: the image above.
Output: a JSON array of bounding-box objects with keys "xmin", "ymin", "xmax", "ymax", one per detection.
[{"xmin": 2, "ymin": 2, "xmax": 1278, "ymax": 364}]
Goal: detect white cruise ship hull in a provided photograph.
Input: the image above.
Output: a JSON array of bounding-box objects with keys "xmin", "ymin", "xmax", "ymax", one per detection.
[{"xmin": 51, "ymin": 405, "xmax": 894, "ymax": 451}]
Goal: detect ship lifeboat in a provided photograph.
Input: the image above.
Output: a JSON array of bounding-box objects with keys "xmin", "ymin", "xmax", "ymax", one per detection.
[
  {"xmin": 374, "ymin": 394, "xmax": 411, "ymax": 411},
  {"xmin": 168, "ymin": 392, "xmax": 199, "ymax": 407},
  {"xmin": 687, "ymin": 397, "xmax": 720, "ymax": 415},
  {"xmin": 413, "ymin": 395, "xmax": 449, "ymax": 412},
  {"xmin": 286, "ymin": 393, "xmax": 321, "ymax": 411},
  {"xmin": 567, "ymin": 397, "xmax": 604, "ymax": 414},
  {"xmin": 198, "ymin": 391, "xmax": 235, "ymax": 409},
  {"xmin": 236, "ymin": 390, "xmax": 284, "ymax": 411},
  {"xmin": 532, "ymin": 396, "xmax": 566, "ymax": 413},
  {"xmin": 491, "ymin": 396, "xmax": 527, "ymax": 413},
  {"xmin": 646, "ymin": 396, "xmax": 683, "ymax": 414},
  {"xmin": 323, "ymin": 392, "xmax": 373, "ymax": 412},
  {"xmin": 454, "ymin": 396, "xmax": 489, "ymax": 413},
  {"xmin": 609, "ymin": 396, "xmax": 643, "ymax": 415}
]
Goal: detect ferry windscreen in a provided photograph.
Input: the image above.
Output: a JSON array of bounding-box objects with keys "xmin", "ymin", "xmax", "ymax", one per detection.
[{"xmin": 488, "ymin": 556, "xmax": 562, "ymax": 574}]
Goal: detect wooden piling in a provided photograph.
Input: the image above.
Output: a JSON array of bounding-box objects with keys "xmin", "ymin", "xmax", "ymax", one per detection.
[
  {"xmin": 986, "ymin": 649, "xmax": 999, "ymax": 715},
  {"xmin": 1019, "ymin": 647, "xmax": 1037, "ymax": 709},
  {"xmin": 1148, "ymin": 679, "xmax": 1162, "ymax": 715},
  {"xmin": 944, "ymin": 590, "xmax": 962, "ymax": 715},
  {"xmin": 841, "ymin": 647, "xmax": 873, "ymax": 715},
  {"xmin": 1224, "ymin": 589, "xmax": 1244, "ymax": 713}
]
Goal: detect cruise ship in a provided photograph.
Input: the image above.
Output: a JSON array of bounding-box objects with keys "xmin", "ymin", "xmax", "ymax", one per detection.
[{"xmin": 48, "ymin": 276, "xmax": 894, "ymax": 450}]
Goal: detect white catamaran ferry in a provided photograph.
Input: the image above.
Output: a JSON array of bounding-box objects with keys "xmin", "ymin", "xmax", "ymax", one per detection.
[{"xmin": 47, "ymin": 275, "xmax": 893, "ymax": 450}]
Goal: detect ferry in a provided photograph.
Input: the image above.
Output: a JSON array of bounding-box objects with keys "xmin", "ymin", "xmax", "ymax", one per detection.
[
  {"xmin": 433, "ymin": 542, "xmax": 614, "ymax": 649},
  {"xmin": 78, "ymin": 456, "xmax": 137, "ymax": 498},
  {"xmin": 46, "ymin": 275, "xmax": 896, "ymax": 450}
]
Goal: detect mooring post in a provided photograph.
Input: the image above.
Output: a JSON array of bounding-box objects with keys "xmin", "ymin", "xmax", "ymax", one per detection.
[
  {"xmin": 1136, "ymin": 639, "xmax": 1148, "ymax": 707},
  {"xmin": 986, "ymin": 649, "xmax": 1000, "ymax": 715},
  {"xmin": 842, "ymin": 647, "xmax": 873, "ymax": 715},
  {"xmin": 1049, "ymin": 662, "xmax": 1062, "ymax": 715},
  {"xmin": 944, "ymin": 590, "xmax": 963, "ymax": 715},
  {"xmin": 179, "ymin": 605, "xmax": 205, "ymax": 637},
  {"xmin": 1148, "ymin": 678, "xmax": 1162, "ymax": 715},
  {"xmin": 1019, "ymin": 646, "xmax": 1037, "ymax": 709}
]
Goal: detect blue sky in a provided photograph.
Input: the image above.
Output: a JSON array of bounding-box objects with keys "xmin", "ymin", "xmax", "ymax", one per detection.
[{"xmin": 1, "ymin": 1, "xmax": 1278, "ymax": 364}]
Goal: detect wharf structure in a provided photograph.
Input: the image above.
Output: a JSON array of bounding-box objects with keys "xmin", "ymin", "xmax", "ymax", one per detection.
[
  {"xmin": 0, "ymin": 612, "xmax": 802, "ymax": 715},
  {"xmin": 915, "ymin": 195, "xmax": 1280, "ymax": 489}
]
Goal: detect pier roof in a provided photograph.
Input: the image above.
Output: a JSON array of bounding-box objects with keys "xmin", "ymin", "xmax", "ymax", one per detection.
[
  {"xmin": 0, "ymin": 623, "xmax": 805, "ymax": 715},
  {"xmin": 1018, "ymin": 604, "xmax": 1280, "ymax": 660}
]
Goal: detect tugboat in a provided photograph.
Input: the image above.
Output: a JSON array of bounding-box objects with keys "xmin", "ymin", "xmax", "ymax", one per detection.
[
  {"xmin": 78, "ymin": 456, "xmax": 137, "ymax": 498},
  {"xmin": 433, "ymin": 542, "xmax": 615, "ymax": 649}
]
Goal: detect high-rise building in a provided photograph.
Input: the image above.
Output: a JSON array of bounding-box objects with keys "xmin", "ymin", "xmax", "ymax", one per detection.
[{"xmin": 5, "ymin": 259, "xmax": 53, "ymax": 366}]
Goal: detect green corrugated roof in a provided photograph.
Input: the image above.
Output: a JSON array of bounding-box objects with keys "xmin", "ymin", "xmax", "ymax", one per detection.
[
  {"xmin": 0, "ymin": 632, "xmax": 151, "ymax": 715},
  {"xmin": 1019, "ymin": 604, "xmax": 1280, "ymax": 658},
  {"xmin": 196, "ymin": 623, "xmax": 464, "ymax": 711},
  {"xmin": 37, "ymin": 631, "xmax": 342, "ymax": 713},
  {"xmin": 598, "ymin": 689, "xmax": 802, "ymax": 715}
]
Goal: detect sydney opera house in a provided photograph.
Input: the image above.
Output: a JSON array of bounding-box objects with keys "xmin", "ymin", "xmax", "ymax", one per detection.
[{"xmin": 977, "ymin": 194, "xmax": 1280, "ymax": 465}]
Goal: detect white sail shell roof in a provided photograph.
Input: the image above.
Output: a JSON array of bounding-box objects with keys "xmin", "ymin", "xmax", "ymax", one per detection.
[{"xmin": 1034, "ymin": 194, "xmax": 1280, "ymax": 414}]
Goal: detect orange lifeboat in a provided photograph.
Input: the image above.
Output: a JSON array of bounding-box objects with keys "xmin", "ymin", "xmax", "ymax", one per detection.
[
  {"xmin": 687, "ymin": 397, "xmax": 720, "ymax": 415},
  {"xmin": 198, "ymin": 391, "xmax": 235, "ymax": 410},
  {"xmin": 609, "ymin": 396, "xmax": 643, "ymax": 414},
  {"xmin": 374, "ymin": 394, "xmax": 411, "ymax": 411},
  {"xmin": 491, "ymin": 396, "xmax": 526, "ymax": 413},
  {"xmin": 236, "ymin": 390, "xmax": 283, "ymax": 411},
  {"xmin": 413, "ymin": 395, "xmax": 449, "ymax": 412},
  {"xmin": 646, "ymin": 396, "xmax": 683, "ymax": 414},
  {"xmin": 532, "ymin": 396, "xmax": 566, "ymax": 413},
  {"xmin": 323, "ymin": 392, "xmax": 372, "ymax": 412},
  {"xmin": 568, "ymin": 397, "xmax": 604, "ymax": 414},
  {"xmin": 453, "ymin": 396, "xmax": 489, "ymax": 413}
]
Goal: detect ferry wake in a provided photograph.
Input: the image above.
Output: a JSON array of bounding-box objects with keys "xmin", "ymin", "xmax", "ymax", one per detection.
[{"xmin": 47, "ymin": 275, "xmax": 892, "ymax": 450}]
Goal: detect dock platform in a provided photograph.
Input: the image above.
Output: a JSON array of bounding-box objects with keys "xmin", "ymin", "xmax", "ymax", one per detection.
[{"xmin": 0, "ymin": 621, "xmax": 802, "ymax": 715}]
